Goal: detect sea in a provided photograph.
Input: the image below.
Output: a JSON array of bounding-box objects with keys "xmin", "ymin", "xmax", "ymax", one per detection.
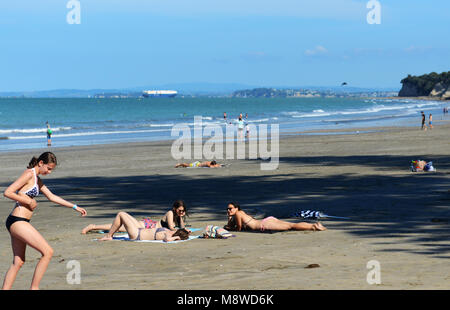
[{"xmin": 0, "ymin": 97, "xmax": 447, "ymax": 152}]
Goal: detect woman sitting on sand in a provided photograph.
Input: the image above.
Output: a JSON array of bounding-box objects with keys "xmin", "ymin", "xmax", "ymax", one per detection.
[
  {"xmin": 224, "ymin": 202, "xmax": 326, "ymax": 232},
  {"xmin": 98, "ymin": 211, "xmax": 191, "ymax": 242},
  {"xmin": 175, "ymin": 160, "xmax": 222, "ymax": 168},
  {"xmin": 82, "ymin": 200, "xmax": 189, "ymax": 234}
]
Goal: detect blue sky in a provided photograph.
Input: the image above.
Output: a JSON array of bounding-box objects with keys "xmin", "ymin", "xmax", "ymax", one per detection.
[{"xmin": 0, "ymin": 0, "xmax": 449, "ymax": 91}]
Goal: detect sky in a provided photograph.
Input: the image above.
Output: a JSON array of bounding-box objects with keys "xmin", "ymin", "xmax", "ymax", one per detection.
[{"xmin": 0, "ymin": 0, "xmax": 449, "ymax": 91}]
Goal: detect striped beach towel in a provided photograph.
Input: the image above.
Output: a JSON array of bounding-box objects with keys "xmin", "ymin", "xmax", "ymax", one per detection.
[{"xmin": 292, "ymin": 210, "xmax": 349, "ymax": 220}]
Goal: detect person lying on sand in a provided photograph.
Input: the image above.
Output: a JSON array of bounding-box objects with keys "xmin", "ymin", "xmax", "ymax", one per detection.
[
  {"xmin": 411, "ymin": 160, "xmax": 434, "ymax": 172},
  {"xmin": 97, "ymin": 211, "xmax": 191, "ymax": 242},
  {"xmin": 175, "ymin": 160, "xmax": 222, "ymax": 168},
  {"xmin": 82, "ymin": 200, "xmax": 189, "ymax": 234},
  {"xmin": 224, "ymin": 202, "xmax": 326, "ymax": 232}
]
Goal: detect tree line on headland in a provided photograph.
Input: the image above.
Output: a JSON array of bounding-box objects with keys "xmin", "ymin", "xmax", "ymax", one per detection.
[{"xmin": 399, "ymin": 71, "xmax": 450, "ymax": 99}]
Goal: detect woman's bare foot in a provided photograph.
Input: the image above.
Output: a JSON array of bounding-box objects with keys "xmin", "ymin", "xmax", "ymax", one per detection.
[
  {"xmin": 312, "ymin": 222, "xmax": 326, "ymax": 231},
  {"xmin": 98, "ymin": 235, "xmax": 113, "ymax": 241},
  {"xmin": 81, "ymin": 224, "xmax": 96, "ymax": 234}
]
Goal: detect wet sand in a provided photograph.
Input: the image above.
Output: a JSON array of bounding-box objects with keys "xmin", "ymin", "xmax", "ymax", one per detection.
[{"xmin": 0, "ymin": 120, "xmax": 449, "ymax": 290}]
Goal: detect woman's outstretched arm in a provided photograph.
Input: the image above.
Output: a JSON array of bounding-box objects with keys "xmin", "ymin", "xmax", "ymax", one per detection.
[{"xmin": 40, "ymin": 184, "xmax": 87, "ymax": 216}]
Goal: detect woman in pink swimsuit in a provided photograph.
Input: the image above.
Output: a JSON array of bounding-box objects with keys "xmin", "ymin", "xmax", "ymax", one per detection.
[
  {"xmin": 97, "ymin": 211, "xmax": 190, "ymax": 242},
  {"xmin": 224, "ymin": 202, "xmax": 326, "ymax": 232},
  {"xmin": 81, "ymin": 200, "xmax": 189, "ymax": 234}
]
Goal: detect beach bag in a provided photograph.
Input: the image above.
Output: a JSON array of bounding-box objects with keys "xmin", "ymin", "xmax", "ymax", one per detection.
[
  {"xmin": 201, "ymin": 225, "xmax": 234, "ymax": 239},
  {"xmin": 424, "ymin": 161, "xmax": 434, "ymax": 172}
]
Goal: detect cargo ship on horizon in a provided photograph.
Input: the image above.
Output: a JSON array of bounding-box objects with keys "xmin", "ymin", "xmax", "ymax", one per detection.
[{"xmin": 142, "ymin": 90, "xmax": 177, "ymax": 98}]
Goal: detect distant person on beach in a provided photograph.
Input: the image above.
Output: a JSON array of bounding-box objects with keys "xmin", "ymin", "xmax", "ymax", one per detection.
[
  {"xmin": 175, "ymin": 160, "xmax": 222, "ymax": 168},
  {"xmin": 223, "ymin": 112, "xmax": 227, "ymax": 122},
  {"xmin": 97, "ymin": 211, "xmax": 190, "ymax": 242},
  {"xmin": 82, "ymin": 200, "xmax": 189, "ymax": 234},
  {"xmin": 2, "ymin": 152, "xmax": 87, "ymax": 290},
  {"xmin": 421, "ymin": 111, "xmax": 427, "ymax": 130},
  {"xmin": 237, "ymin": 114, "xmax": 245, "ymax": 139},
  {"xmin": 244, "ymin": 113, "xmax": 250, "ymax": 139},
  {"xmin": 429, "ymin": 114, "xmax": 433, "ymax": 129},
  {"xmin": 46, "ymin": 122, "xmax": 52, "ymax": 146},
  {"xmin": 411, "ymin": 160, "xmax": 434, "ymax": 172},
  {"xmin": 224, "ymin": 202, "xmax": 326, "ymax": 232}
]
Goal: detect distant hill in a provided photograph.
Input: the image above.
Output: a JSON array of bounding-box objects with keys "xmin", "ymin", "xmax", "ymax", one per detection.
[
  {"xmin": 0, "ymin": 83, "xmax": 399, "ymax": 98},
  {"xmin": 399, "ymin": 71, "xmax": 450, "ymax": 99},
  {"xmin": 0, "ymin": 89, "xmax": 125, "ymax": 98},
  {"xmin": 0, "ymin": 83, "xmax": 258, "ymax": 98},
  {"xmin": 232, "ymin": 86, "xmax": 398, "ymax": 98}
]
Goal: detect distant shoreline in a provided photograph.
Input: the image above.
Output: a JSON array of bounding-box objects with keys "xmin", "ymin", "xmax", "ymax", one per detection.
[{"xmin": 378, "ymin": 96, "xmax": 450, "ymax": 102}]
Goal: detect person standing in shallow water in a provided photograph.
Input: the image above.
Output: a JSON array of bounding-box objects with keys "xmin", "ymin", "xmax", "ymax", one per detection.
[
  {"xmin": 2, "ymin": 152, "xmax": 87, "ymax": 290},
  {"xmin": 46, "ymin": 122, "xmax": 52, "ymax": 146},
  {"xmin": 421, "ymin": 112, "xmax": 427, "ymax": 131}
]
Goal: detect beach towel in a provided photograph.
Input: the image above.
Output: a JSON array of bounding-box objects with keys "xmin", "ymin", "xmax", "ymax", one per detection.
[
  {"xmin": 186, "ymin": 164, "xmax": 228, "ymax": 168},
  {"xmin": 93, "ymin": 234, "xmax": 200, "ymax": 243},
  {"xmin": 97, "ymin": 228, "xmax": 202, "ymax": 234},
  {"xmin": 93, "ymin": 228, "xmax": 203, "ymax": 243},
  {"xmin": 112, "ymin": 234, "xmax": 201, "ymax": 243},
  {"xmin": 292, "ymin": 210, "xmax": 350, "ymax": 220}
]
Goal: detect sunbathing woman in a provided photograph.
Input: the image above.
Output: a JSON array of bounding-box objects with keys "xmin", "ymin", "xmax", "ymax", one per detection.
[
  {"xmin": 81, "ymin": 199, "xmax": 189, "ymax": 234},
  {"xmin": 224, "ymin": 202, "xmax": 326, "ymax": 232},
  {"xmin": 98, "ymin": 211, "xmax": 190, "ymax": 242},
  {"xmin": 175, "ymin": 160, "xmax": 222, "ymax": 168}
]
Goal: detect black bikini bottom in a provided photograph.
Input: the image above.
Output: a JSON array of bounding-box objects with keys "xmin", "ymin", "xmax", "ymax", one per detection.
[{"xmin": 5, "ymin": 215, "xmax": 30, "ymax": 232}]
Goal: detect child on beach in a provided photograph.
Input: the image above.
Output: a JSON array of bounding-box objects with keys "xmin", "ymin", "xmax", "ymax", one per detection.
[
  {"xmin": 2, "ymin": 152, "xmax": 87, "ymax": 290},
  {"xmin": 421, "ymin": 111, "xmax": 427, "ymax": 130},
  {"xmin": 82, "ymin": 200, "xmax": 189, "ymax": 234},
  {"xmin": 46, "ymin": 122, "xmax": 52, "ymax": 146},
  {"xmin": 224, "ymin": 202, "xmax": 326, "ymax": 232}
]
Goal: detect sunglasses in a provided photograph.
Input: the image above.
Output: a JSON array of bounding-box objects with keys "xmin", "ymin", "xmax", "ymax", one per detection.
[{"xmin": 227, "ymin": 207, "xmax": 233, "ymax": 211}]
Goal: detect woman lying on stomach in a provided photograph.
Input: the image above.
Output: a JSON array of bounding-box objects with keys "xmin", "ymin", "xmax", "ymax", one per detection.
[{"xmin": 224, "ymin": 202, "xmax": 326, "ymax": 232}]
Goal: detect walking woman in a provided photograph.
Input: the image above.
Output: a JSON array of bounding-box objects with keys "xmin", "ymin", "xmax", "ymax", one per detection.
[{"xmin": 2, "ymin": 152, "xmax": 87, "ymax": 290}]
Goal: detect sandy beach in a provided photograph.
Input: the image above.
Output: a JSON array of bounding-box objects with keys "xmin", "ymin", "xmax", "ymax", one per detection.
[{"xmin": 0, "ymin": 121, "xmax": 449, "ymax": 291}]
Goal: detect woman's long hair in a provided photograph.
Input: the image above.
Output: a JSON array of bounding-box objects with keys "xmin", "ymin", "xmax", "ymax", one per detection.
[
  {"xmin": 172, "ymin": 199, "xmax": 188, "ymax": 227},
  {"xmin": 27, "ymin": 152, "xmax": 57, "ymax": 169},
  {"xmin": 173, "ymin": 228, "xmax": 190, "ymax": 240}
]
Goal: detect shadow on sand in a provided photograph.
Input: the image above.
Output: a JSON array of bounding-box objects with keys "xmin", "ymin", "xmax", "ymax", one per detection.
[{"xmin": 3, "ymin": 154, "xmax": 448, "ymax": 258}]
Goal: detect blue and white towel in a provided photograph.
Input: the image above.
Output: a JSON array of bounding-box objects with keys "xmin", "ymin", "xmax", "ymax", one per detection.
[
  {"xmin": 93, "ymin": 228, "xmax": 203, "ymax": 243},
  {"xmin": 111, "ymin": 234, "xmax": 201, "ymax": 243},
  {"xmin": 292, "ymin": 210, "xmax": 349, "ymax": 220}
]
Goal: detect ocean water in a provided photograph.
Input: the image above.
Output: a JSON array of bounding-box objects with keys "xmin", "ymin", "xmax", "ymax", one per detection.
[{"xmin": 0, "ymin": 97, "xmax": 447, "ymax": 152}]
